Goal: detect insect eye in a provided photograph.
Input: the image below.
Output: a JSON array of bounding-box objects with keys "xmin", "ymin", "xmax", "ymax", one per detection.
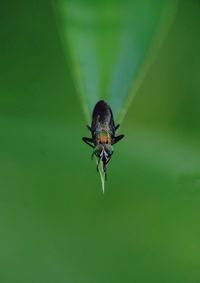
[
  {"xmin": 94, "ymin": 144, "xmax": 103, "ymax": 157},
  {"xmin": 104, "ymin": 144, "xmax": 113, "ymax": 156}
]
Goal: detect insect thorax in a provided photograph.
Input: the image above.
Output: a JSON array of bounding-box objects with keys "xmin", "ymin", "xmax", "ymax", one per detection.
[{"xmin": 96, "ymin": 130, "xmax": 111, "ymax": 145}]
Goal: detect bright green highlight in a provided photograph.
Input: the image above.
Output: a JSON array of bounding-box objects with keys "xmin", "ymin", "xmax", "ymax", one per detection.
[
  {"xmin": 56, "ymin": 0, "xmax": 178, "ymax": 121},
  {"xmin": 55, "ymin": 0, "xmax": 179, "ymax": 191}
]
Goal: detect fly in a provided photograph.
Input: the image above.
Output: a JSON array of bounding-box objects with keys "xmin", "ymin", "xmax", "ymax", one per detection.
[{"xmin": 82, "ymin": 100, "xmax": 124, "ymax": 178}]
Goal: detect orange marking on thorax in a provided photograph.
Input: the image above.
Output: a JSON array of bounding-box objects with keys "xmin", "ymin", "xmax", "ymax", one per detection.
[
  {"xmin": 100, "ymin": 135, "xmax": 108, "ymax": 143},
  {"xmin": 97, "ymin": 131, "xmax": 111, "ymax": 144}
]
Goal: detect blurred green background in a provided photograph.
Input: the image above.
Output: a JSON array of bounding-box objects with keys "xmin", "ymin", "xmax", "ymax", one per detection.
[{"xmin": 1, "ymin": 0, "xmax": 200, "ymax": 282}]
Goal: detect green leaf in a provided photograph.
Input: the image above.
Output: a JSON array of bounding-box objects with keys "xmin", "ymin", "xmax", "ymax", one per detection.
[
  {"xmin": 54, "ymin": 0, "xmax": 179, "ymax": 122},
  {"xmin": 54, "ymin": 0, "xmax": 179, "ymax": 192}
]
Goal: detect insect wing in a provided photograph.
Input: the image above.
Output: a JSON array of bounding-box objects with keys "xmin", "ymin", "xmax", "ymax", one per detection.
[{"xmin": 91, "ymin": 100, "xmax": 115, "ymax": 134}]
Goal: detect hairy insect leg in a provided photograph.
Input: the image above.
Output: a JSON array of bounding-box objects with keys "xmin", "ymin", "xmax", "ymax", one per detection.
[
  {"xmin": 82, "ymin": 137, "xmax": 94, "ymax": 148},
  {"xmin": 113, "ymin": 134, "xmax": 125, "ymax": 145}
]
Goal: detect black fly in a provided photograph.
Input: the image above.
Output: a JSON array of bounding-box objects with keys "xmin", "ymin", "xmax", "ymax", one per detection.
[{"xmin": 82, "ymin": 100, "xmax": 124, "ymax": 177}]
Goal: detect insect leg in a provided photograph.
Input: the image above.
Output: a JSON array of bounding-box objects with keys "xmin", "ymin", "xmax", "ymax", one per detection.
[
  {"xmin": 96, "ymin": 157, "xmax": 101, "ymax": 172},
  {"xmin": 82, "ymin": 137, "xmax": 94, "ymax": 148},
  {"xmin": 112, "ymin": 134, "xmax": 125, "ymax": 145},
  {"xmin": 91, "ymin": 151, "xmax": 96, "ymax": 159},
  {"xmin": 86, "ymin": 125, "xmax": 92, "ymax": 131},
  {"xmin": 103, "ymin": 163, "xmax": 108, "ymax": 180},
  {"xmin": 115, "ymin": 124, "xmax": 120, "ymax": 131},
  {"xmin": 105, "ymin": 155, "xmax": 111, "ymax": 165}
]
